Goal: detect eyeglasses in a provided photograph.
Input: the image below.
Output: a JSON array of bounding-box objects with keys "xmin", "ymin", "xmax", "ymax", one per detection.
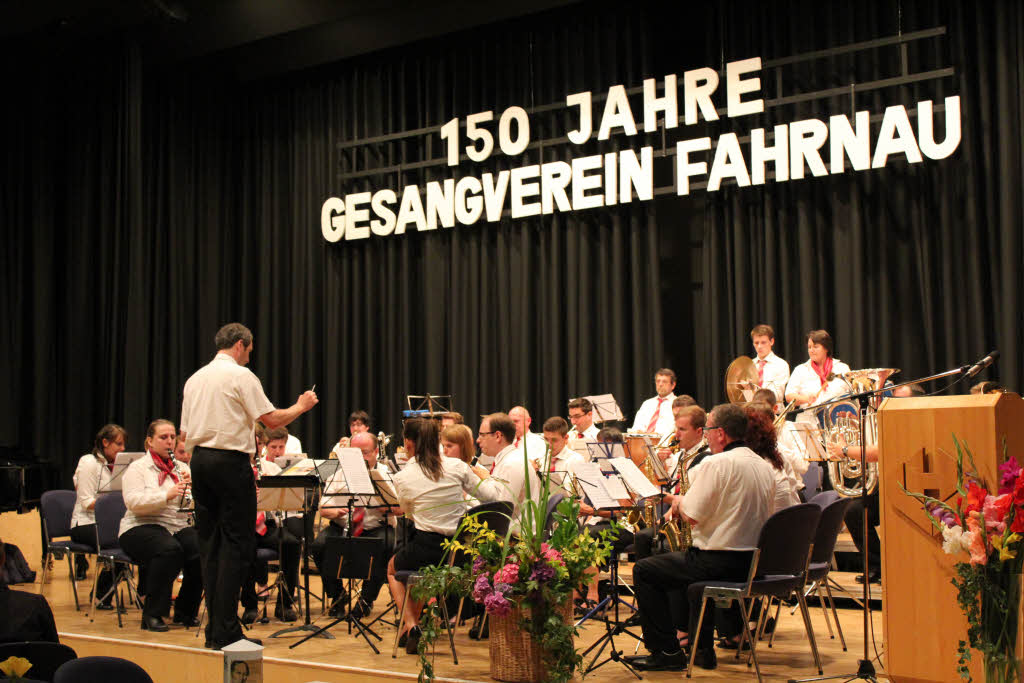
[
  {"xmin": 478, "ymin": 430, "xmax": 496, "ymax": 437},
  {"xmin": 705, "ymin": 425, "xmax": 723, "ymax": 432}
]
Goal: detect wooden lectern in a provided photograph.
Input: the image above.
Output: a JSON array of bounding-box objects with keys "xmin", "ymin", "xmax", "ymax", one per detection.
[{"xmin": 877, "ymin": 393, "xmax": 1024, "ymax": 683}]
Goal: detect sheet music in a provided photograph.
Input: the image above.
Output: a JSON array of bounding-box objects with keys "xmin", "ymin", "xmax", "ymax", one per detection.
[
  {"xmin": 602, "ymin": 473, "xmax": 632, "ymax": 500},
  {"xmin": 571, "ymin": 462, "xmax": 618, "ymax": 509},
  {"xmin": 257, "ymin": 485, "xmax": 306, "ymax": 512},
  {"xmin": 338, "ymin": 450, "xmax": 375, "ymax": 495},
  {"xmin": 586, "ymin": 441, "xmax": 626, "ymax": 462},
  {"xmin": 98, "ymin": 452, "xmax": 146, "ymax": 492},
  {"xmin": 275, "ymin": 453, "xmax": 305, "ymax": 471},
  {"xmin": 609, "ymin": 457, "xmax": 661, "ymax": 498},
  {"xmin": 585, "ymin": 393, "xmax": 624, "ymax": 422}
]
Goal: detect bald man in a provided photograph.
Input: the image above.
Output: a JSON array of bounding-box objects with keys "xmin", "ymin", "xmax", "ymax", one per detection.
[
  {"xmin": 312, "ymin": 432, "xmax": 396, "ymax": 618},
  {"xmin": 508, "ymin": 406, "xmax": 549, "ymax": 467}
]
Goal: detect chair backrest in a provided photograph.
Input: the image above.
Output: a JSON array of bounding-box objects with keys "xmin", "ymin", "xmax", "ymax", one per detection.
[
  {"xmin": 0, "ymin": 641, "xmax": 77, "ymax": 682},
  {"xmin": 54, "ymin": 656, "xmax": 153, "ymax": 683},
  {"xmin": 808, "ymin": 490, "xmax": 839, "ymax": 508},
  {"xmin": 463, "ymin": 501, "xmax": 514, "ymax": 539},
  {"xmin": 93, "ymin": 492, "xmax": 127, "ymax": 550},
  {"xmin": 810, "ymin": 496, "xmax": 855, "ymax": 564},
  {"xmin": 40, "ymin": 490, "xmax": 77, "ymax": 540},
  {"xmin": 755, "ymin": 503, "xmax": 822, "ymax": 577},
  {"xmin": 543, "ymin": 493, "xmax": 566, "ymax": 536},
  {"xmin": 801, "ymin": 462, "xmax": 823, "ymax": 496}
]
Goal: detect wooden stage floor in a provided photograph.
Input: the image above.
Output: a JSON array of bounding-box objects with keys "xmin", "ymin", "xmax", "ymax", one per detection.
[{"xmin": 35, "ymin": 562, "xmax": 886, "ymax": 683}]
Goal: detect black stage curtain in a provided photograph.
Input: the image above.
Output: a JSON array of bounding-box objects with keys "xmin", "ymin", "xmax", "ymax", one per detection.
[
  {"xmin": 693, "ymin": 0, "xmax": 1023, "ymax": 405},
  {"xmin": 1, "ymin": 1, "xmax": 1021, "ymax": 483}
]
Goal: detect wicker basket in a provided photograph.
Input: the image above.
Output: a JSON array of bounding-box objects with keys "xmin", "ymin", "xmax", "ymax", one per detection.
[{"xmin": 488, "ymin": 599, "xmax": 573, "ymax": 683}]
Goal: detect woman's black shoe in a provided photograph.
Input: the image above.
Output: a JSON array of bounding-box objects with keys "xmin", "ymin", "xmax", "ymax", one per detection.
[
  {"xmin": 404, "ymin": 626, "xmax": 422, "ymax": 654},
  {"xmin": 173, "ymin": 615, "xmax": 200, "ymax": 628},
  {"xmin": 141, "ymin": 615, "xmax": 169, "ymax": 632}
]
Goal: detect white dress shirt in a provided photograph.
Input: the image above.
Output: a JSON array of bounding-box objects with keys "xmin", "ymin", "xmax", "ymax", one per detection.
[
  {"xmin": 568, "ymin": 424, "xmax": 599, "ymax": 441},
  {"xmin": 393, "ymin": 457, "xmax": 480, "ymax": 536},
  {"xmin": 777, "ymin": 423, "xmax": 809, "ymax": 490},
  {"xmin": 320, "ymin": 461, "xmax": 393, "ymax": 532},
  {"xmin": 773, "ymin": 466, "xmax": 801, "ymax": 512},
  {"xmin": 285, "ymin": 434, "xmax": 303, "ymax": 454},
  {"xmin": 119, "ymin": 453, "xmax": 192, "ymax": 537},
  {"xmin": 180, "ymin": 353, "xmax": 275, "ymax": 454},
  {"xmin": 786, "ymin": 358, "xmax": 852, "ymax": 423},
  {"xmin": 547, "ymin": 447, "xmax": 585, "ymax": 488},
  {"xmin": 71, "ymin": 453, "xmax": 114, "ymax": 528},
  {"xmin": 631, "ymin": 393, "xmax": 677, "ymax": 436},
  {"xmin": 474, "ymin": 444, "xmax": 543, "ymax": 533},
  {"xmin": 680, "ymin": 446, "xmax": 777, "ymax": 551},
  {"xmin": 753, "ymin": 352, "xmax": 791, "ymax": 402}
]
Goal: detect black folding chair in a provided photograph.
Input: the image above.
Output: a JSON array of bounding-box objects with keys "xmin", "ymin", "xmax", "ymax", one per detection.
[
  {"xmin": 797, "ymin": 492, "xmax": 855, "ymax": 650},
  {"xmin": 40, "ymin": 490, "xmax": 94, "ymax": 610},
  {"xmin": 456, "ymin": 501, "xmax": 514, "ymax": 644},
  {"xmin": 687, "ymin": 503, "xmax": 823, "ymax": 682},
  {"xmin": 53, "ymin": 656, "xmax": 153, "ymax": 683}
]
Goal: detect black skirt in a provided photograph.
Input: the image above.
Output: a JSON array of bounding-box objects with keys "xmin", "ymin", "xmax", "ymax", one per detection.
[{"xmin": 392, "ymin": 527, "xmax": 451, "ymax": 571}]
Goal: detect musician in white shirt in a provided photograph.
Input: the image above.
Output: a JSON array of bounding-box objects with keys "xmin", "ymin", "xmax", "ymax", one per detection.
[
  {"xmin": 472, "ymin": 413, "xmax": 543, "ymax": 534},
  {"xmin": 630, "ymin": 404, "xmax": 777, "ymax": 672},
  {"xmin": 567, "ymin": 398, "xmax": 599, "ymax": 441},
  {"xmin": 70, "ymin": 424, "xmax": 126, "ymax": 607},
  {"xmin": 331, "ymin": 410, "xmax": 372, "ymax": 453},
  {"xmin": 118, "ymin": 419, "xmax": 202, "ymax": 633},
  {"xmin": 540, "ymin": 417, "xmax": 584, "ymax": 487},
  {"xmin": 631, "ymin": 368, "xmax": 678, "ymax": 437},
  {"xmin": 508, "ymin": 405, "xmax": 548, "ymax": 465},
  {"xmin": 785, "ymin": 329, "xmax": 852, "ymax": 423},
  {"xmin": 750, "ymin": 324, "xmax": 790, "ymax": 402},
  {"xmin": 387, "ymin": 419, "xmax": 485, "ymax": 654}
]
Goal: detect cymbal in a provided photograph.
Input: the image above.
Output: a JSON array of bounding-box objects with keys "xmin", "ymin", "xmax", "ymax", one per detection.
[{"xmin": 725, "ymin": 356, "xmax": 759, "ymax": 404}]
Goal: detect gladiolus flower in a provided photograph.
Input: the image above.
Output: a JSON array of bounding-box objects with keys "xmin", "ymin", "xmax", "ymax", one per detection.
[
  {"xmin": 984, "ymin": 493, "xmax": 1013, "ymax": 525},
  {"xmin": 965, "ymin": 515, "xmax": 989, "ymax": 565},
  {"xmin": 998, "ymin": 459, "xmax": 1022, "ymax": 495},
  {"xmin": 941, "ymin": 524, "xmax": 967, "ymax": 556},
  {"xmin": 965, "ymin": 482, "xmax": 987, "ymax": 515}
]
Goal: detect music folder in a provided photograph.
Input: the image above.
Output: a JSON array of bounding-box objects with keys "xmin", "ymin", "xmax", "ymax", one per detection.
[{"xmin": 97, "ymin": 452, "xmax": 146, "ymax": 492}]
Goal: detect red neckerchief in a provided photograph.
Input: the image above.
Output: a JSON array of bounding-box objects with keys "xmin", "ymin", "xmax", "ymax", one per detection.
[
  {"xmin": 811, "ymin": 357, "xmax": 834, "ymax": 388},
  {"xmin": 150, "ymin": 449, "xmax": 179, "ymax": 486}
]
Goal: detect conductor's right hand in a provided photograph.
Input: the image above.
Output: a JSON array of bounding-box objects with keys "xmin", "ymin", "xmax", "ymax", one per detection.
[
  {"xmin": 298, "ymin": 390, "xmax": 319, "ymax": 411},
  {"xmin": 166, "ymin": 482, "xmax": 187, "ymax": 502}
]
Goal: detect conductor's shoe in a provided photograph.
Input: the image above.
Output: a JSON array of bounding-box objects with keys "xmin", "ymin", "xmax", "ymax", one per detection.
[
  {"xmin": 140, "ymin": 615, "xmax": 169, "ymax": 632},
  {"xmin": 630, "ymin": 650, "xmax": 686, "ymax": 671}
]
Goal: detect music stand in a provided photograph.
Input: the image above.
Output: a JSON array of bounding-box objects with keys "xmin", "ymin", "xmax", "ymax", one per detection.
[
  {"xmin": 257, "ymin": 469, "xmax": 331, "ymax": 640},
  {"xmin": 585, "ymin": 394, "xmax": 625, "ymax": 424},
  {"xmin": 96, "ymin": 452, "xmax": 146, "ymax": 492},
  {"xmin": 570, "ymin": 461, "xmax": 644, "ymax": 679},
  {"xmin": 403, "ymin": 393, "xmax": 453, "ymax": 419}
]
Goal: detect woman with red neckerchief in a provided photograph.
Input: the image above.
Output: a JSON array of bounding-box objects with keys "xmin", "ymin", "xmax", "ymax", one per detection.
[
  {"xmin": 784, "ymin": 329, "xmax": 852, "ymax": 424},
  {"xmin": 118, "ymin": 419, "xmax": 202, "ymax": 633}
]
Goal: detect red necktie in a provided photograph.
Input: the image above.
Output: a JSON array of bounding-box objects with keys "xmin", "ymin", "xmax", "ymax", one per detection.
[
  {"xmin": 646, "ymin": 398, "xmax": 665, "ymax": 433},
  {"xmin": 515, "ymin": 436, "xmax": 521, "ymax": 449},
  {"xmin": 758, "ymin": 359, "xmax": 767, "ymax": 384},
  {"xmin": 351, "ymin": 508, "xmax": 365, "ymax": 537}
]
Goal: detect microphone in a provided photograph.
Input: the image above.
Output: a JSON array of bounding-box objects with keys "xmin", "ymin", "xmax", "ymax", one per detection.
[{"xmin": 964, "ymin": 350, "xmax": 1000, "ymax": 380}]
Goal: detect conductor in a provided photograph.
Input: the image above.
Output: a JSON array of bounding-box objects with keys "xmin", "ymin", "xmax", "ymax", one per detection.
[{"xmin": 180, "ymin": 323, "xmax": 318, "ymax": 649}]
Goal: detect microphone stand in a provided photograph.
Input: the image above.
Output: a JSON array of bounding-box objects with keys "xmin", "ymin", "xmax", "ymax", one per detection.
[{"xmin": 789, "ymin": 355, "xmax": 996, "ymax": 683}]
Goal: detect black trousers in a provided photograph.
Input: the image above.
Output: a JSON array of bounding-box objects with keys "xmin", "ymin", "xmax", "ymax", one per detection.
[
  {"xmin": 633, "ymin": 547, "xmax": 753, "ymax": 653},
  {"xmin": 241, "ymin": 521, "xmax": 301, "ymax": 610},
  {"xmin": 312, "ymin": 523, "xmax": 394, "ymax": 603},
  {"xmin": 844, "ymin": 491, "xmax": 881, "ymax": 573},
  {"xmin": 191, "ymin": 448, "xmax": 256, "ymax": 645},
  {"xmin": 70, "ymin": 524, "xmax": 114, "ymax": 604},
  {"xmin": 119, "ymin": 524, "xmax": 202, "ymax": 621}
]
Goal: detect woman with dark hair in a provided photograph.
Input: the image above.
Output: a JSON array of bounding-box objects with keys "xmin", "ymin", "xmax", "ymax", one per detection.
[
  {"xmin": 785, "ymin": 329, "xmax": 851, "ymax": 423},
  {"xmin": 387, "ymin": 418, "xmax": 486, "ymax": 654},
  {"xmin": 743, "ymin": 405, "xmax": 800, "ymax": 511},
  {"xmin": 70, "ymin": 423, "xmax": 127, "ymax": 607},
  {"xmin": 118, "ymin": 419, "xmax": 203, "ymax": 632}
]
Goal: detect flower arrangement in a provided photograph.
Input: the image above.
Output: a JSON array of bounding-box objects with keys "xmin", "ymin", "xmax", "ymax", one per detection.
[
  {"xmin": 410, "ymin": 445, "xmax": 616, "ymax": 683},
  {"xmin": 901, "ymin": 436, "xmax": 1023, "ymax": 683}
]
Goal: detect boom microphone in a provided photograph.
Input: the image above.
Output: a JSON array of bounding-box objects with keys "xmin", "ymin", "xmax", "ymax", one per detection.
[{"xmin": 964, "ymin": 350, "xmax": 1000, "ymax": 380}]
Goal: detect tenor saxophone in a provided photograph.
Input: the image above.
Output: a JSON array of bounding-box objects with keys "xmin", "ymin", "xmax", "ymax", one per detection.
[{"xmin": 659, "ymin": 439, "xmax": 706, "ymax": 551}]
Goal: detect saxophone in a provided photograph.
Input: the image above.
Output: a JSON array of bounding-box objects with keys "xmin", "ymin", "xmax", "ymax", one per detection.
[{"xmin": 658, "ymin": 438, "xmax": 707, "ymax": 551}]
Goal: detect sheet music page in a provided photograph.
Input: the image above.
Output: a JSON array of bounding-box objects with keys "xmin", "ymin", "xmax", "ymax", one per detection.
[
  {"xmin": 602, "ymin": 473, "xmax": 632, "ymax": 500},
  {"xmin": 281, "ymin": 458, "xmax": 316, "ymax": 475},
  {"xmin": 275, "ymin": 454, "xmax": 305, "ymax": 470},
  {"xmin": 571, "ymin": 462, "xmax": 618, "ymax": 509},
  {"xmin": 339, "ymin": 450, "xmax": 375, "ymax": 494},
  {"xmin": 609, "ymin": 457, "xmax": 661, "ymax": 498}
]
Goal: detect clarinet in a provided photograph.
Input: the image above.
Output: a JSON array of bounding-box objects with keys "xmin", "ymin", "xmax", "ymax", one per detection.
[{"xmin": 170, "ymin": 448, "xmax": 194, "ymax": 523}]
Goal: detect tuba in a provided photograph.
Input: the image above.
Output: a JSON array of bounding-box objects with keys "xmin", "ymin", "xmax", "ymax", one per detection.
[{"xmin": 818, "ymin": 368, "xmax": 898, "ymax": 497}]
